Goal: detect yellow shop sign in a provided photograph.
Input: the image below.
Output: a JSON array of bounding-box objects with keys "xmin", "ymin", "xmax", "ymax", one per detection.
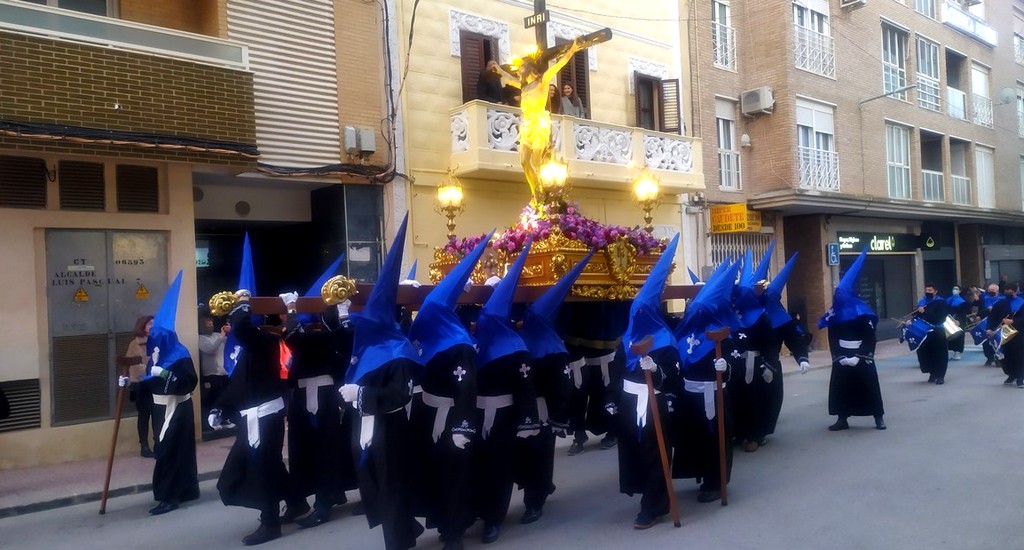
[{"xmin": 709, "ymin": 203, "xmax": 762, "ymax": 233}]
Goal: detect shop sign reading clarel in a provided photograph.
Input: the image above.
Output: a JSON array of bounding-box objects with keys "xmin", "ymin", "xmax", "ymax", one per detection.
[
  {"xmin": 837, "ymin": 232, "xmax": 919, "ymax": 253},
  {"xmin": 710, "ymin": 203, "xmax": 762, "ymax": 234}
]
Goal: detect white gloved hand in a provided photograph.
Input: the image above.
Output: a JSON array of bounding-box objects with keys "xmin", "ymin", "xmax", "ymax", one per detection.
[
  {"xmin": 278, "ymin": 291, "xmax": 299, "ymax": 309},
  {"xmin": 151, "ymin": 346, "xmax": 160, "ymax": 368},
  {"xmin": 118, "ymin": 375, "xmax": 129, "ymax": 388},
  {"xmin": 714, "ymin": 358, "xmax": 728, "ymax": 373},
  {"xmin": 516, "ymin": 428, "xmax": 541, "ymax": 439},
  {"xmin": 151, "ymin": 366, "xmax": 169, "ymax": 379},
  {"xmin": 234, "ymin": 289, "xmax": 251, "ymax": 300},
  {"xmin": 484, "ymin": 276, "xmax": 502, "ymax": 287},
  {"xmin": 463, "ymin": 278, "xmax": 473, "ymax": 293},
  {"xmin": 762, "ymin": 367, "xmax": 774, "ymax": 384},
  {"xmin": 839, "ymin": 356, "xmax": 861, "ymax": 367},
  {"xmin": 799, "ymin": 361, "xmax": 810, "ymax": 375},
  {"xmin": 452, "ymin": 433, "xmax": 470, "ymax": 449},
  {"xmin": 639, "ymin": 355, "xmax": 657, "ymax": 372},
  {"xmin": 399, "ymin": 278, "xmax": 421, "ymax": 288},
  {"xmin": 339, "ymin": 384, "xmax": 360, "ymax": 404},
  {"xmin": 208, "ymin": 409, "xmax": 222, "ymax": 430},
  {"xmin": 336, "ymin": 299, "xmax": 352, "ymax": 319}
]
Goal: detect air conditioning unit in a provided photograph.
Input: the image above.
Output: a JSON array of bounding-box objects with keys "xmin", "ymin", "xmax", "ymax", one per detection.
[
  {"xmin": 740, "ymin": 87, "xmax": 775, "ymax": 116},
  {"xmin": 839, "ymin": 0, "xmax": 867, "ymax": 9}
]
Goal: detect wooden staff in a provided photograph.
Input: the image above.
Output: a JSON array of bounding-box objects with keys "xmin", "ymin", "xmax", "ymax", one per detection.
[
  {"xmin": 629, "ymin": 335, "xmax": 680, "ymax": 528},
  {"xmin": 705, "ymin": 327, "xmax": 731, "ymax": 506},
  {"xmin": 100, "ymin": 357, "xmax": 134, "ymax": 515}
]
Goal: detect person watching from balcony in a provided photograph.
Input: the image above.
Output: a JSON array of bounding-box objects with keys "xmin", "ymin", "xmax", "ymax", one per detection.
[
  {"xmin": 477, "ymin": 59, "xmax": 505, "ymax": 104},
  {"xmin": 547, "ymin": 84, "xmax": 561, "ymax": 114},
  {"xmin": 560, "ymin": 83, "xmax": 586, "ymax": 118}
]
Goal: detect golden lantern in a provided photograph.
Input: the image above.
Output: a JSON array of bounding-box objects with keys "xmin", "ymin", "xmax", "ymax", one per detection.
[
  {"xmin": 435, "ymin": 170, "xmax": 465, "ymax": 239},
  {"xmin": 632, "ymin": 168, "xmax": 661, "ymax": 234}
]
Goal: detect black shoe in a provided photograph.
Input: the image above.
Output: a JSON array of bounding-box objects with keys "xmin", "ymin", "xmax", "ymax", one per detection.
[
  {"xmin": 1005, "ymin": 376, "xmax": 1015, "ymax": 385},
  {"xmin": 600, "ymin": 434, "xmax": 618, "ymax": 449},
  {"xmin": 148, "ymin": 501, "xmax": 178, "ymax": 515},
  {"xmin": 568, "ymin": 440, "xmax": 585, "ymax": 456},
  {"xmin": 874, "ymin": 416, "xmax": 886, "ymax": 430},
  {"xmin": 140, "ymin": 445, "xmax": 154, "ymax": 458},
  {"xmin": 935, "ymin": 378, "xmax": 944, "ymax": 385},
  {"xmin": 697, "ymin": 490, "xmax": 721, "ymax": 503},
  {"xmin": 280, "ymin": 501, "xmax": 311, "ymax": 524},
  {"xmin": 242, "ymin": 523, "xmax": 282, "ymax": 546},
  {"xmin": 927, "ymin": 375, "xmax": 936, "ymax": 383},
  {"xmin": 296, "ymin": 509, "xmax": 330, "ymax": 528},
  {"xmin": 633, "ymin": 511, "xmax": 660, "ymax": 529},
  {"xmin": 481, "ymin": 523, "xmax": 500, "ymax": 544},
  {"xmin": 828, "ymin": 418, "xmax": 849, "ymax": 431},
  {"xmin": 351, "ymin": 501, "xmax": 366, "ymax": 516},
  {"xmin": 443, "ymin": 540, "xmax": 466, "ymax": 550},
  {"xmin": 520, "ymin": 507, "xmax": 543, "ymax": 524}
]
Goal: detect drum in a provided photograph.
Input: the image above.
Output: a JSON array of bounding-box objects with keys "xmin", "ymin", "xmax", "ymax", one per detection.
[
  {"xmin": 970, "ymin": 323, "xmax": 988, "ymax": 346},
  {"xmin": 901, "ymin": 317, "xmax": 933, "ymax": 351},
  {"xmin": 942, "ymin": 315, "xmax": 963, "ymax": 339}
]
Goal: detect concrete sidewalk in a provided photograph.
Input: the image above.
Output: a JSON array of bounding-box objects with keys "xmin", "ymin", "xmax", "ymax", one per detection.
[{"xmin": 0, "ymin": 338, "xmax": 914, "ymax": 519}]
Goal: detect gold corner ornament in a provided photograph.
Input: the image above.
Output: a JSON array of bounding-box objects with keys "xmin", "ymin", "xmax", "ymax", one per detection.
[{"xmin": 605, "ymin": 236, "xmax": 638, "ymax": 286}]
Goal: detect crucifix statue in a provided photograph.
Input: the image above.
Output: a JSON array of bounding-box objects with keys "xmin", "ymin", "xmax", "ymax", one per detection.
[{"xmin": 501, "ymin": 12, "xmax": 611, "ymax": 208}]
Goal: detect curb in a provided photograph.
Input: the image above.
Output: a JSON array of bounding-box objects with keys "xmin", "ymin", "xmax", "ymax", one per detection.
[{"xmin": 0, "ymin": 470, "xmax": 221, "ymax": 520}]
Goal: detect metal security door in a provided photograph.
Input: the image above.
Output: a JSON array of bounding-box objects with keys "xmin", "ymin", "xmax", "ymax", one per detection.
[{"xmin": 46, "ymin": 230, "xmax": 167, "ymax": 425}]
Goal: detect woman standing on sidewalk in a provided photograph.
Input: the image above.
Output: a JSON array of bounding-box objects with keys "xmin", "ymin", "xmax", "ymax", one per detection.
[{"xmin": 125, "ymin": 315, "xmax": 155, "ymax": 458}]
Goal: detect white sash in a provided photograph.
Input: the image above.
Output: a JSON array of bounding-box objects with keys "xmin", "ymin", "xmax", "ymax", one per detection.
[
  {"xmin": 622, "ymin": 379, "xmax": 655, "ymax": 430},
  {"xmin": 838, "ymin": 339, "xmax": 862, "ymax": 350},
  {"xmin": 536, "ymin": 397, "xmax": 549, "ymax": 425},
  {"xmin": 476, "ymin": 394, "xmax": 513, "ymax": 440},
  {"xmin": 684, "ymin": 378, "xmax": 719, "ymax": 421},
  {"xmin": 743, "ymin": 350, "xmax": 760, "ymax": 384},
  {"xmin": 421, "ymin": 390, "xmax": 456, "ymax": 443},
  {"xmin": 297, "ymin": 374, "xmax": 334, "ymax": 416},
  {"xmin": 239, "ymin": 397, "xmax": 285, "ymax": 448},
  {"xmin": 406, "ymin": 385, "xmax": 423, "ymax": 419},
  {"xmin": 567, "ymin": 357, "xmax": 586, "ymax": 389},
  {"xmin": 152, "ymin": 393, "xmax": 191, "ymax": 443},
  {"xmin": 585, "ymin": 351, "xmax": 616, "ymax": 387}
]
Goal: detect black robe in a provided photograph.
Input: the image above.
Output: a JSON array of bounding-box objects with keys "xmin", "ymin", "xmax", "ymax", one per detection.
[
  {"xmin": 407, "ymin": 344, "xmax": 478, "ymax": 541},
  {"xmin": 915, "ymin": 298, "xmax": 949, "ymax": 379},
  {"xmin": 729, "ymin": 315, "xmax": 775, "ymax": 443},
  {"xmin": 671, "ymin": 339, "xmax": 735, "ymax": 493},
  {"xmin": 563, "ymin": 302, "xmax": 629, "ymax": 439},
  {"xmin": 283, "ymin": 314, "xmax": 357, "ymax": 509},
  {"xmin": 827, "ymin": 317, "xmax": 884, "ymax": 418},
  {"xmin": 987, "ymin": 297, "xmax": 1024, "ymax": 381},
  {"xmin": 474, "ymin": 350, "xmax": 540, "ymax": 528},
  {"xmin": 149, "ymin": 357, "xmax": 200, "ymax": 504},
  {"xmin": 350, "ymin": 358, "xmax": 421, "ymax": 550},
  {"xmin": 613, "ymin": 345, "xmax": 676, "ymax": 518},
  {"xmin": 763, "ymin": 320, "xmax": 811, "ymax": 437},
  {"xmin": 516, "ymin": 351, "xmax": 574, "ymax": 511},
  {"xmin": 215, "ymin": 303, "xmax": 291, "ymax": 520}
]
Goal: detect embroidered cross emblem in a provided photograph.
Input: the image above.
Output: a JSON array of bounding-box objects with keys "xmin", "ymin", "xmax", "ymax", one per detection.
[
  {"xmin": 453, "ymin": 366, "xmax": 466, "ymax": 382},
  {"xmin": 230, "ymin": 345, "xmax": 241, "ymax": 363},
  {"xmin": 563, "ymin": 365, "xmax": 570, "ymax": 377},
  {"xmin": 350, "ymin": 355, "xmax": 358, "ymax": 365},
  {"xmin": 461, "ymin": 420, "xmax": 469, "ymax": 428},
  {"xmin": 686, "ymin": 334, "xmax": 701, "ymax": 355},
  {"xmin": 738, "ymin": 332, "xmax": 747, "ymax": 340},
  {"xmin": 824, "ymin": 308, "xmax": 835, "ymax": 322},
  {"xmin": 412, "ymin": 340, "xmax": 423, "ymax": 356},
  {"xmin": 730, "ymin": 349, "xmax": 741, "ymax": 359},
  {"xmin": 519, "ymin": 363, "xmax": 531, "ymax": 378}
]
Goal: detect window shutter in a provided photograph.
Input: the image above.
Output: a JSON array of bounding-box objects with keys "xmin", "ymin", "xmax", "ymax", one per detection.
[
  {"xmin": 460, "ymin": 31, "xmax": 485, "ymax": 103},
  {"xmin": 660, "ymin": 79, "xmax": 682, "ymax": 134},
  {"xmin": 574, "ymin": 50, "xmax": 590, "ymax": 116},
  {"xmin": 59, "ymin": 161, "xmax": 105, "ymax": 211},
  {"xmin": 0, "ymin": 156, "xmax": 47, "ymax": 209},
  {"xmin": 51, "ymin": 334, "xmax": 110, "ymax": 424},
  {"xmin": 116, "ymin": 165, "xmax": 159, "ymax": 213},
  {"xmin": 633, "ymin": 71, "xmax": 644, "ymax": 128},
  {"xmin": 0, "ymin": 379, "xmax": 41, "ymax": 433}
]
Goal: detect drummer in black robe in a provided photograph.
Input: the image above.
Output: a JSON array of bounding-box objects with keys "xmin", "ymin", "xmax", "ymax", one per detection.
[
  {"xmin": 986, "ymin": 282, "xmax": 1024, "ymax": 386},
  {"xmin": 979, "ymin": 284, "xmax": 1002, "ymax": 365},
  {"xmin": 337, "ymin": 213, "xmax": 423, "ymax": 550},
  {"xmin": 145, "ymin": 270, "xmax": 199, "ymax": 515},
  {"xmin": 945, "ymin": 285, "xmax": 970, "ymax": 361},
  {"xmin": 279, "ymin": 253, "xmax": 357, "ymax": 528},
  {"xmin": 819, "ymin": 248, "xmax": 886, "ymax": 431},
  {"xmin": 613, "ymin": 234, "xmax": 680, "ymax": 528},
  {"xmin": 671, "ymin": 257, "xmax": 741, "ymax": 504},
  {"xmin": 407, "ymin": 233, "xmax": 492, "ymax": 550},
  {"xmin": 472, "ymin": 242, "xmax": 541, "ymax": 545},
  {"xmin": 914, "ymin": 283, "xmax": 950, "ymax": 384},
  {"xmin": 516, "ymin": 250, "xmax": 594, "ymax": 525}
]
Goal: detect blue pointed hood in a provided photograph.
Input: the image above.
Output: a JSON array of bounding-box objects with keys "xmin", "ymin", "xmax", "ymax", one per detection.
[
  {"xmin": 224, "ymin": 233, "xmax": 259, "ymax": 375},
  {"xmin": 687, "ymin": 267, "xmax": 702, "ymax": 284},
  {"xmin": 297, "ymin": 252, "xmax": 345, "ymax": 325},
  {"xmin": 476, "ymin": 240, "xmax": 532, "ymax": 366},
  {"xmin": 818, "ymin": 247, "xmax": 877, "ymax": 328},
  {"xmin": 147, "ymin": 270, "xmax": 191, "ymax": 368},
  {"xmin": 406, "ymin": 260, "xmax": 418, "ymax": 281},
  {"xmin": 521, "ymin": 250, "xmax": 595, "ymax": 359},
  {"xmin": 765, "ymin": 253, "xmax": 797, "ymax": 329},
  {"xmin": 734, "ymin": 248, "xmax": 767, "ymax": 328},
  {"xmin": 347, "ymin": 213, "xmax": 421, "ymax": 383},
  {"xmin": 238, "ymin": 232, "xmax": 257, "ymax": 295},
  {"xmin": 409, "ymin": 230, "xmax": 495, "ymax": 363},
  {"xmin": 754, "ymin": 240, "xmax": 775, "ymax": 283},
  {"xmin": 677, "ymin": 258, "xmax": 742, "ymax": 370},
  {"xmin": 623, "ymin": 234, "xmax": 678, "ymax": 371}
]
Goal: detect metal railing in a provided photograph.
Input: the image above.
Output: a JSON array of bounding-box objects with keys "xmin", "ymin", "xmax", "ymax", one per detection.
[
  {"xmin": 952, "ymin": 175, "xmax": 972, "ymax": 205},
  {"xmin": 947, "ymin": 87, "xmax": 967, "ymax": 120},
  {"xmin": 1015, "ymin": 33, "xmax": 1024, "ymax": 66},
  {"xmin": 712, "ymin": 22, "xmax": 736, "ymax": 70},
  {"xmin": 797, "ymin": 146, "xmax": 840, "ymax": 191},
  {"xmin": 917, "ymin": 74, "xmax": 941, "ymax": 112},
  {"xmin": 972, "ymin": 94, "xmax": 994, "ymax": 128},
  {"xmin": 921, "ymin": 169, "xmax": 944, "ymax": 202},
  {"xmin": 718, "ymin": 149, "xmax": 741, "ymax": 190},
  {"xmin": 793, "ymin": 25, "xmax": 835, "ymax": 78}
]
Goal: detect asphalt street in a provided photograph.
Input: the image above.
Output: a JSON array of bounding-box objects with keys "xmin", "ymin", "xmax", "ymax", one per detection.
[{"xmin": 1, "ymin": 346, "xmax": 1021, "ymax": 550}]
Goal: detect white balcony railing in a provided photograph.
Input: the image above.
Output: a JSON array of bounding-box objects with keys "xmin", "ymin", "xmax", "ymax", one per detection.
[
  {"xmin": 972, "ymin": 94, "xmax": 994, "ymax": 128},
  {"xmin": 0, "ymin": 0, "xmax": 247, "ymax": 69},
  {"xmin": 1019, "ymin": 110, "xmax": 1024, "ymax": 139},
  {"xmin": 1015, "ymin": 34, "xmax": 1024, "ymax": 66},
  {"xmin": 712, "ymin": 22, "xmax": 736, "ymax": 70},
  {"xmin": 793, "ymin": 25, "xmax": 835, "ymax": 78},
  {"xmin": 917, "ymin": 75, "xmax": 941, "ymax": 112},
  {"xmin": 449, "ymin": 101, "xmax": 703, "ymax": 192},
  {"xmin": 952, "ymin": 174, "xmax": 972, "ymax": 205},
  {"xmin": 947, "ymin": 87, "xmax": 967, "ymax": 120},
  {"xmin": 922, "ymin": 169, "xmax": 944, "ymax": 202},
  {"xmin": 718, "ymin": 150, "xmax": 741, "ymax": 190},
  {"xmin": 797, "ymin": 146, "xmax": 840, "ymax": 191}
]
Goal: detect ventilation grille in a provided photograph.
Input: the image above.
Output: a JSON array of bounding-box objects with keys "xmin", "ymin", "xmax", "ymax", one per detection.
[
  {"xmin": 0, "ymin": 156, "xmax": 47, "ymax": 209},
  {"xmin": 116, "ymin": 165, "xmax": 159, "ymax": 213},
  {"xmin": 59, "ymin": 161, "xmax": 105, "ymax": 211},
  {"xmin": 0, "ymin": 379, "xmax": 41, "ymax": 433},
  {"xmin": 52, "ymin": 334, "xmax": 110, "ymax": 424}
]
